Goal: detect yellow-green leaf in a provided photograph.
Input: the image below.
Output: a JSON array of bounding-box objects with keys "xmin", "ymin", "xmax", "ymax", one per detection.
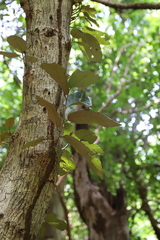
[
  {"xmin": 5, "ymin": 117, "xmax": 15, "ymax": 129},
  {"xmin": 45, "ymin": 213, "xmax": 67, "ymax": 231},
  {"xmin": 68, "ymin": 110, "xmax": 120, "ymax": 127},
  {"xmin": 22, "ymin": 138, "xmax": 44, "ymax": 149},
  {"xmin": 7, "ymin": 35, "xmax": 26, "ymax": 53},
  {"xmin": 83, "ymin": 27, "xmax": 110, "ymax": 45},
  {"xmin": 60, "ymin": 150, "xmax": 76, "ymax": 173},
  {"xmin": 74, "ymin": 129, "xmax": 97, "ymax": 144},
  {"xmin": 68, "ymin": 70, "xmax": 99, "ymax": 88},
  {"xmin": 36, "ymin": 96, "xmax": 61, "ymax": 127},
  {"xmin": 87, "ymin": 158, "xmax": 103, "ymax": 179},
  {"xmin": 64, "ymin": 122, "xmax": 74, "ymax": 135},
  {"xmin": 64, "ymin": 135, "xmax": 92, "ymax": 161},
  {"xmin": 0, "ymin": 132, "xmax": 10, "ymax": 144},
  {"xmin": 40, "ymin": 63, "xmax": 69, "ymax": 95},
  {"xmin": 0, "ymin": 51, "xmax": 20, "ymax": 58}
]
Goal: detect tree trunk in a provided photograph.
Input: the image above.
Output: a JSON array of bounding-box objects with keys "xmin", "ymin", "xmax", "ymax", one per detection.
[
  {"xmin": 0, "ymin": 1, "xmax": 72, "ymax": 239},
  {"xmin": 73, "ymin": 125, "xmax": 130, "ymax": 240}
]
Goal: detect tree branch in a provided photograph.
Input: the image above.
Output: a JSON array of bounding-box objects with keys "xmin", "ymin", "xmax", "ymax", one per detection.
[{"xmin": 91, "ymin": 0, "xmax": 160, "ymax": 10}]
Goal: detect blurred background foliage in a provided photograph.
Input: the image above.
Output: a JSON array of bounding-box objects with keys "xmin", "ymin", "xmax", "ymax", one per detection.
[{"xmin": 0, "ymin": 0, "xmax": 160, "ymax": 239}]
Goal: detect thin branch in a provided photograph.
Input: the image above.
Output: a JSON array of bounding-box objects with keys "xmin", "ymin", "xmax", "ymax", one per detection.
[{"xmin": 91, "ymin": 0, "xmax": 160, "ymax": 10}]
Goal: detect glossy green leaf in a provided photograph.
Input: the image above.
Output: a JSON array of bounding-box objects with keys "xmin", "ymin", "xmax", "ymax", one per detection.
[
  {"xmin": 36, "ymin": 96, "xmax": 61, "ymax": 127},
  {"xmin": 66, "ymin": 91, "xmax": 92, "ymax": 107},
  {"xmin": 0, "ymin": 51, "xmax": 20, "ymax": 58},
  {"xmin": 64, "ymin": 122, "xmax": 74, "ymax": 135},
  {"xmin": 59, "ymin": 150, "xmax": 77, "ymax": 174},
  {"xmin": 64, "ymin": 135, "xmax": 92, "ymax": 161},
  {"xmin": 22, "ymin": 137, "xmax": 44, "ymax": 149},
  {"xmin": 68, "ymin": 70, "xmax": 99, "ymax": 88},
  {"xmin": 87, "ymin": 158, "xmax": 103, "ymax": 179},
  {"xmin": 25, "ymin": 55, "xmax": 37, "ymax": 63},
  {"xmin": 74, "ymin": 129, "xmax": 97, "ymax": 144},
  {"xmin": 5, "ymin": 117, "xmax": 15, "ymax": 129},
  {"xmin": 68, "ymin": 110, "xmax": 120, "ymax": 127},
  {"xmin": 40, "ymin": 63, "xmax": 69, "ymax": 95},
  {"xmin": 7, "ymin": 35, "xmax": 26, "ymax": 53}
]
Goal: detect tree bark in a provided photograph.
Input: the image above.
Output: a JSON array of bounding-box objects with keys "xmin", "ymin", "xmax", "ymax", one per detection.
[
  {"xmin": 0, "ymin": 1, "xmax": 72, "ymax": 239},
  {"xmin": 73, "ymin": 124, "xmax": 129, "ymax": 240}
]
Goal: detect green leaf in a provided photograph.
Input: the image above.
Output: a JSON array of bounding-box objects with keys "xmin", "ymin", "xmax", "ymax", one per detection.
[
  {"xmin": 71, "ymin": 28, "xmax": 84, "ymax": 39},
  {"xmin": 7, "ymin": 35, "xmax": 26, "ymax": 53},
  {"xmin": 68, "ymin": 70, "xmax": 99, "ymax": 89},
  {"xmin": 45, "ymin": 213, "xmax": 67, "ymax": 231},
  {"xmin": 83, "ymin": 27, "xmax": 110, "ymax": 45},
  {"xmin": 38, "ymin": 223, "xmax": 46, "ymax": 238},
  {"xmin": 0, "ymin": 132, "xmax": 10, "ymax": 144},
  {"xmin": 22, "ymin": 137, "xmax": 44, "ymax": 149},
  {"xmin": 64, "ymin": 135, "xmax": 92, "ymax": 161},
  {"xmin": 84, "ymin": 142, "xmax": 104, "ymax": 155},
  {"xmin": 5, "ymin": 117, "xmax": 15, "ymax": 129},
  {"xmin": 64, "ymin": 122, "xmax": 74, "ymax": 135},
  {"xmin": 74, "ymin": 129, "xmax": 97, "ymax": 143},
  {"xmin": 83, "ymin": 11, "xmax": 99, "ymax": 27},
  {"xmin": 88, "ymin": 158, "xmax": 103, "ymax": 179},
  {"xmin": 68, "ymin": 110, "xmax": 120, "ymax": 127},
  {"xmin": 0, "ymin": 51, "xmax": 20, "ymax": 58},
  {"xmin": 59, "ymin": 150, "xmax": 76, "ymax": 174},
  {"xmin": 40, "ymin": 63, "xmax": 69, "ymax": 95},
  {"xmin": 36, "ymin": 96, "xmax": 61, "ymax": 127},
  {"xmin": 66, "ymin": 91, "xmax": 92, "ymax": 107},
  {"xmin": 25, "ymin": 55, "xmax": 37, "ymax": 63}
]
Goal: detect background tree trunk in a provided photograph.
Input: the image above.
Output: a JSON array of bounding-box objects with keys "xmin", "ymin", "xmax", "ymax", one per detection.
[
  {"xmin": 0, "ymin": 1, "xmax": 72, "ymax": 239},
  {"xmin": 73, "ymin": 123, "xmax": 130, "ymax": 240}
]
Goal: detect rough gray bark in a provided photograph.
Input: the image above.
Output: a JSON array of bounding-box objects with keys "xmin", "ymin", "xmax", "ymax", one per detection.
[{"xmin": 0, "ymin": 0, "xmax": 72, "ymax": 239}]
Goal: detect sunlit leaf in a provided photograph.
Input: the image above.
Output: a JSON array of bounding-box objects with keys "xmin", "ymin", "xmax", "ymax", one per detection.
[
  {"xmin": 0, "ymin": 51, "xmax": 19, "ymax": 58},
  {"xmin": 25, "ymin": 55, "xmax": 37, "ymax": 62},
  {"xmin": 36, "ymin": 96, "xmax": 61, "ymax": 127},
  {"xmin": 66, "ymin": 91, "xmax": 92, "ymax": 107},
  {"xmin": 68, "ymin": 110, "xmax": 120, "ymax": 127},
  {"xmin": 7, "ymin": 35, "xmax": 26, "ymax": 53},
  {"xmin": 88, "ymin": 158, "xmax": 103, "ymax": 179},
  {"xmin": 84, "ymin": 142, "xmax": 104, "ymax": 155},
  {"xmin": 5, "ymin": 117, "xmax": 15, "ymax": 129},
  {"xmin": 68, "ymin": 70, "xmax": 99, "ymax": 88},
  {"xmin": 22, "ymin": 138, "xmax": 44, "ymax": 149},
  {"xmin": 64, "ymin": 135, "xmax": 92, "ymax": 161},
  {"xmin": 74, "ymin": 129, "xmax": 97, "ymax": 144},
  {"xmin": 83, "ymin": 27, "xmax": 110, "ymax": 45},
  {"xmin": 59, "ymin": 150, "xmax": 76, "ymax": 174},
  {"xmin": 40, "ymin": 63, "xmax": 69, "ymax": 95},
  {"xmin": 64, "ymin": 122, "xmax": 74, "ymax": 135}
]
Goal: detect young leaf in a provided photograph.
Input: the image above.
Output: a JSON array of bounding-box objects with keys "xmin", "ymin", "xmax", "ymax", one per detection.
[
  {"xmin": 84, "ymin": 142, "xmax": 104, "ymax": 155},
  {"xmin": 0, "ymin": 51, "xmax": 20, "ymax": 58},
  {"xmin": 68, "ymin": 110, "xmax": 120, "ymax": 127},
  {"xmin": 7, "ymin": 35, "xmax": 26, "ymax": 53},
  {"xmin": 59, "ymin": 150, "xmax": 77, "ymax": 174},
  {"xmin": 25, "ymin": 55, "xmax": 37, "ymax": 63},
  {"xmin": 87, "ymin": 158, "xmax": 103, "ymax": 179},
  {"xmin": 5, "ymin": 117, "xmax": 15, "ymax": 129},
  {"xmin": 64, "ymin": 135, "xmax": 92, "ymax": 161},
  {"xmin": 22, "ymin": 137, "xmax": 44, "ymax": 149},
  {"xmin": 74, "ymin": 129, "xmax": 97, "ymax": 144},
  {"xmin": 66, "ymin": 91, "xmax": 92, "ymax": 107},
  {"xmin": 64, "ymin": 122, "xmax": 74, "ymax": 135},
  {"xmin": 40, "ymin": 63, "xmax": 69, "ymax": 95},
  {"xmin": 36, "ymin": 96, "xmax": 61, "ymax": 127},
  {"xmin": 68, "ymin": 70, "xmax": 99, "ymax": 89}
]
